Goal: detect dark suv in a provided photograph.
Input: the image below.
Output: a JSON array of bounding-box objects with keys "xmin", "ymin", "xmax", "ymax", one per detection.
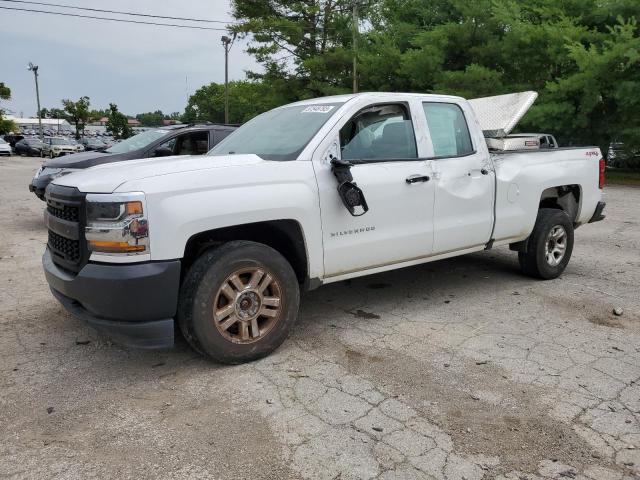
[{"xmin": 29, "ymin": 123, "xmax": 237, "ymax": 200}]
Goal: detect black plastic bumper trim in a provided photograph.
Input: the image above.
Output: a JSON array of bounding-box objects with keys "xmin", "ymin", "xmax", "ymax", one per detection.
[
  {"xmin": 589, "ymin": 201, "xmax": 606, "ymax": 223},
  {"xmin": 50, "ymin": 288, "xmax": 174, "ymax": 349},
  {"xmin": 43, "ymin": 248, "xmax": 181, "ymax": 322}
]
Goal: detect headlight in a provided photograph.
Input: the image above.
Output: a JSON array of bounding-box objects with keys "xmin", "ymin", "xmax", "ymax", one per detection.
[
  {"xmin": 33, "ymin": 166, "xmax": 45, "ymax": 179},
  {"xmin": 85, "ymin": 193, "xmax": 149, "ymax": 255}
]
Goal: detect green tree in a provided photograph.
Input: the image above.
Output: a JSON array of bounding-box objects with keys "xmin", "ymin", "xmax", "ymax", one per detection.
[
  {"xmin": 183, "ymin": 81, "xmax": 283, "ymax": 124},
  {"xmin": 88, "ymin": 108, "xmax": 109, "ymax": 123},
  {"xmin": 231, "ymin": 0, "xmax": 640, "ymax": 165},
  {"xmin": 106, "ymin": 103, "xmax": 133, "ymax": 139},
  {"xmin": 62, "ymin": 96, "xmax": 91, "ymax": 139},
  {"xmin": 524, "ymin": 17, "xmax": 640, "ymax": 163},
  {"xmin": 230, "ymin": 0, "xmax": 379, "ymax": 99},
  {"xmin": 0, "ymin": 82, "xmax": 9, "ymax": 101},
  {"xmin": 136, "ymin": 110, "xmax": 165, "ymax": 127},
  {"xmin": 40, "ymin": 107, "xmax": 68, "ymax": 120},
  {"xmin": 0, "ymin": 82, "xmax": 16, "ymax": 134}
]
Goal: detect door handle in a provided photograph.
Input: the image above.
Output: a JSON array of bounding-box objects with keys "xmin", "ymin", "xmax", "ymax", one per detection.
[{"xmin": 406, "ymin": 175, "xmax": 430, "ymax": 184}]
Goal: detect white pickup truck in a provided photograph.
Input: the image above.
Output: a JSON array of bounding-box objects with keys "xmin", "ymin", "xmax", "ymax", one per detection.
[{"xmin": 42, "ymin": 91, "xmax": 606, "ymax": 363}]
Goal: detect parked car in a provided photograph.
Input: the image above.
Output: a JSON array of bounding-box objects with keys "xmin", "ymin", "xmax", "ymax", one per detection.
[
  {"xmin": 68, "ymin": 138, "xmax": 85, "ymax": 152},
  {"xmin": 30, "ymin": 123, "xmax": 237, "ymax": 199},
  {"xmin": 42, "ymin": 91, "xmax": 606, "ymax": 363},
  {"xmin": 0, "ymin": 138, "xmax": 12, "ymax": 156},
  {"xmin": 3, "ymin": 134, "xmax": 25, "ymax": 148},
  {"xmin": 41, "ymin": 136, "xmax": 79, "ymax": 159},
  {"xmin": 607, "ymin": 142, "xmax": 640, "ymax": 168},
  {"xmin": 14, "ymin": 138, "xmax": 43, "ymax": 156},
  {"xmin": 79, "ymin": 137, "xmax": 107, "ymax": 151}
]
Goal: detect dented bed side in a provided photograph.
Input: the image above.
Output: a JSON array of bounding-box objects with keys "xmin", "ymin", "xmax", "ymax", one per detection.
[{"xmin": 490, "ymin": 147, "xmax": 603, "ymax": 245}]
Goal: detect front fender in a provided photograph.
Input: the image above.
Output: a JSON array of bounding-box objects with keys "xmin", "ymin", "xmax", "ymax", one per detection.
[{"xmin": 120, "ymin": 160, "xmax": 324, "ymax": 279}]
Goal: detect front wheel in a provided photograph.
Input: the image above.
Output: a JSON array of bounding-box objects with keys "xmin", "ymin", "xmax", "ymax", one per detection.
[
  {"xmin": 177, "ymin": 241, "xmax": 300, "ymax": 364},
  {"xmin": 518, "ymin": 208, "xmax": 574, "ymax": 279}
]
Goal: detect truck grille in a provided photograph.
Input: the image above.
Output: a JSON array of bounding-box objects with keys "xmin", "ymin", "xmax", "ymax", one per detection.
[
  {"xmin": 48, "ymin": 230, "xmax": 81, "ymax": 263},
  {"xmin": 47, "ymin": 204, "xmax": 79, "ymax": 222},
  {"xmin": 45, "ymin": 184, "xmax": 88, "ymax": 273}
]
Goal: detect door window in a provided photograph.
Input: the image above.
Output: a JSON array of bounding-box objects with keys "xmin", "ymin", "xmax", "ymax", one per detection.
[
  {"xmin": 214, "ymin": 129, "xmax": 233, "ymax": 145},
  {"xmin": 340, "ymin": 104, "xmax": 417, "ymax": 161},
  {"xmin": 422, "ymin": 103, "xmax": 474, "ymax": 158},
  {"xmin": 154, "ymin": 137, "xmax": 177, "ymax": 155},
  {"xmin": 540, "ymin": 136, "xmax": 549, "ymax": 148},
  {"xmin": 176, "ymin": 131, "xmax": 209, "ymax": 155}
]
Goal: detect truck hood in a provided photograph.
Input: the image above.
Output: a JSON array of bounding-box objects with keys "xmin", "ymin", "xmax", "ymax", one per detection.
[
  {"xmin": 52, "ymin": 154, "xmax": 264, "ymax": 193},
  {"xmin": 44, "ymin": 149, "xmax": 129, "ymax": 168}
]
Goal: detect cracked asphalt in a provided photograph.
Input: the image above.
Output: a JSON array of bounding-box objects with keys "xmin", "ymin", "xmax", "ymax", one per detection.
[{"xmin": 1, "ymin": 156, "xmax": 639, "ymax": 480}]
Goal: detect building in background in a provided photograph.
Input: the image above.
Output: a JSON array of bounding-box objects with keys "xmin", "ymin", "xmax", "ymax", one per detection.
[{"xmin": 6, "ymin": 115, "xmax": 72, "ymax": 133}]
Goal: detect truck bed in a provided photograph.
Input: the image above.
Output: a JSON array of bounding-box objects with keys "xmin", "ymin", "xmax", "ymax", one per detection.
[{"xmin": 490, "ymin": 147, "xmax": 603, "ymax": 245}]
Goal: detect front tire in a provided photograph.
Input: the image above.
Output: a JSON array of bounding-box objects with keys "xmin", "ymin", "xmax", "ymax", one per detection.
[
  {"xmin": 518, "ymin": 208, "xmax": 574, "ymax": 279},
  {"xmin": 177, "ymin": 241, "xmax": 300, "ymax": 364}
]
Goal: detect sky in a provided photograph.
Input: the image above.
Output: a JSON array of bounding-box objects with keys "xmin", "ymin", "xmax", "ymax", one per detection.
[{"xmin": 0, "ymin": 0, "xmax": 259, "ymax": 117}]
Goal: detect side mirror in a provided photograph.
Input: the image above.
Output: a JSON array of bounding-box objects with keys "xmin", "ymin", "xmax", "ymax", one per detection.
[
  {"xmin": 153, "ymin": 146, "xmax": 174, "ymax": 157},
  {"xmin": 330, "ymin": 157, "xmax": 369, "ymax": 216}
]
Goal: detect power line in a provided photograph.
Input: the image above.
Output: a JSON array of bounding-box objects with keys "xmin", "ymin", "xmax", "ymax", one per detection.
[
  {"xmin": 0, "ymin": 5, "xmax": 230, "ymax": 30},
  {"xmin": 0, "ymin": 0, "xmax": 238, "ymax": 24}
]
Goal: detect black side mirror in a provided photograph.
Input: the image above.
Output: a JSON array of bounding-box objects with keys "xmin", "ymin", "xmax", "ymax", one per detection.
[
  {"xmin": 330, "ymin": 157, "xmax": 369, "ymax": 216},
  {"xmin": 154, "ymin": 146, "xmax": 174, "ymax": 157}
]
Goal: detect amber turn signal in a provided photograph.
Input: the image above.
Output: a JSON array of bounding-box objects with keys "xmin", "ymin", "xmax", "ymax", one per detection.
[
  {"xmin": 88, "ymin": 240, "xmax": 146, "ymax": 253},
  {"xmin": 125, "ymin": 201, "xmax": 143, "ymax": 216}
]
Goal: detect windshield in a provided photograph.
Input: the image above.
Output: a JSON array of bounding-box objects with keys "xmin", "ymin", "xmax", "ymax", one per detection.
[
  {"xmin": 51, "ymin": 138, "xmax": 71, "ymax": 145},
  {"xmin": 208, "ymin": 103, "xmax": 343, "ymax": 161},
  {"xmin": 0, "ymin": 139, "xmax": 6, "ymax": 144},
  {"xmin": 105, "ymin": 129, "xmax": 169, "ymax": 154}
]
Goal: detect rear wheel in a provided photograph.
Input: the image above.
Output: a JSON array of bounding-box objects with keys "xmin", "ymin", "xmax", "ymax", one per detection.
[
  {"xmin": 177, "ymin": 241, "xmax": 300, "ymax": 364},
  {"xmin": 518, "ymin": 208, "xmax": 574, "ymax": 279}
]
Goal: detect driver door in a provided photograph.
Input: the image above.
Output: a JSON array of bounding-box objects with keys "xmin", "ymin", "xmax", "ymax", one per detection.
[{"xmin": 313, "ymin": 102, "xmax": 435, "ymax": 279}]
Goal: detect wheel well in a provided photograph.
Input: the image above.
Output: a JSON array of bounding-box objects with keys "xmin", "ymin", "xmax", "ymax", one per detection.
[
  {"xmin": 182, "ymin": 220, "xmax": 308, "ymax": 285},
  {"xmin": 539, "ymin": 185, "xmax": 581, "ymax": 222}
]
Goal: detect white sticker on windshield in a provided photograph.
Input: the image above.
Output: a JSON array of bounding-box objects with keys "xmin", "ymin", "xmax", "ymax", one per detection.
[{"xmin": 301, "ymin": 105, "xmax": 335, "ymax": 113}]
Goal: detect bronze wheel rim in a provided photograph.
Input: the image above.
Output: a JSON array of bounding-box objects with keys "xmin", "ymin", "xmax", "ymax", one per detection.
[{"xmin": 212, "ymin": 266, "xmax": 283, "ymax": 344}]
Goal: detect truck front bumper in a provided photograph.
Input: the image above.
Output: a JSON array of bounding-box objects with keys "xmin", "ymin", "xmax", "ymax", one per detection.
[{"xmin": 43, "ymin": 248, "xmax": 181, "ymax": 349}]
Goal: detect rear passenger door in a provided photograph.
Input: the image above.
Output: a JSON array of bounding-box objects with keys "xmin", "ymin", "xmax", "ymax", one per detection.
[{"xmin": 423, "ymin": 102, "xmax": 494, "ymax": 253}]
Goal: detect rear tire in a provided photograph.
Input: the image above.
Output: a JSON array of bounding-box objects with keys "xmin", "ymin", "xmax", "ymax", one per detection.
[
  {"xmin": 177, "ymin": 241, "xmax": 300, "ymax": 364},
  {"xmin": 518, "ymin": 208, "xmax": 574, "ymax": 279}
]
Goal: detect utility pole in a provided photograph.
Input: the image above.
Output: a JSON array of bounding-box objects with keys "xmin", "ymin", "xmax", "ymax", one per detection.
[
  {"xmin": 28, "ymin": 62, "xmax": 43, "ymax": 141},
  {"xmin": 352, "ymin": 0, "xmax": 359, "ymax": 93},
  {"xmin": 221, "ymin": 35, "xmax": 231, "ymax": 124}
]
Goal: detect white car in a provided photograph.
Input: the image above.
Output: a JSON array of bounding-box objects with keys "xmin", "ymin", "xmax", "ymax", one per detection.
[
  {"xmin": 42, "ymin": 136, "xmax": 81, "ymax": 158},
  {"xmin": 43, "ymin": 91, "xmax": 606, "ymax": 363},
  {"xmin": 0, "ymin": 138, "xmax": 12, "ymax": 156}
]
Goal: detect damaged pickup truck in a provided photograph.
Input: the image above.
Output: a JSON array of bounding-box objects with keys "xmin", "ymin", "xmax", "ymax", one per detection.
[{"xmin": 42, "ymin": 91, "xmax": 606, "ymax": 363}]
